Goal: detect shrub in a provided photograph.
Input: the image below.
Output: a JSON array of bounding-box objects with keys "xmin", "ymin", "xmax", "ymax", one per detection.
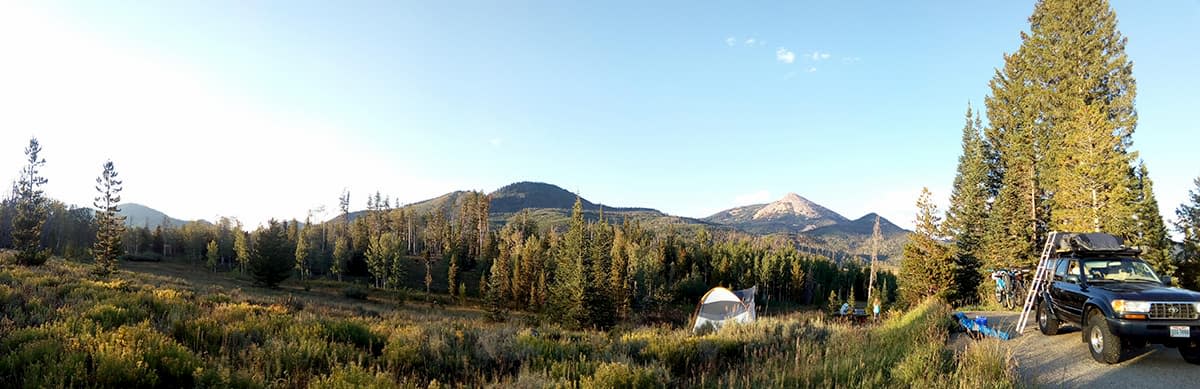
[
  {"xmin": 321, "ymin": 319, "xmax": 385, "ymax": 354},
  {"xmin": 342, "ymin": 286, "xmax": 368, "ymax": 300},
  {"xmin": 308, "ymin": 363, "xmax": 397, "ymax": 389},
  {"xmin": 581, "ymin": 362, "xmax": 669, "ymax": 389}
]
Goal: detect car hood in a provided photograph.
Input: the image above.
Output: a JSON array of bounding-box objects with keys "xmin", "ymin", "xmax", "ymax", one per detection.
[{"xmin": 1091, "ymin": 282, "xmax": 1200, "ymax": 301}]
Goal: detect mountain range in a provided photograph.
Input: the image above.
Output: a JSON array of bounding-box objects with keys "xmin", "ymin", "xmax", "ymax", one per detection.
[{"xmin": 126, "ymin": 181, "xmax": 910, "ymax": 262}]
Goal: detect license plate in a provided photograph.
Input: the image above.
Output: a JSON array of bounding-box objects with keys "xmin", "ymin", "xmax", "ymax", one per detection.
[{"xmin": 1171, "ymin": 326, "xmax": 1191, "ymax": 338}]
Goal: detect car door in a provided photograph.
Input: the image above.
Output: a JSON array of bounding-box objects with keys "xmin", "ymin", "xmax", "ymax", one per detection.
[{"xmin": 1051, "ymin": 259, "xmax": 1085, "ymax": 323}]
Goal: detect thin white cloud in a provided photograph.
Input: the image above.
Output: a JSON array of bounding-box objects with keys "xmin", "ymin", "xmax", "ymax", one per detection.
[
  {"xmin": 776, "ymin": 48, "xmax": 795, "ymax": 64},
  {"xmin": 733, "ymin": 190, "xmax": 772, "ymax": 205},
  {"xmin": 745, "ymin": 38, "xmax": 757, "ymax": 46},
  {"xmin": 841, "ymin": 56, "xmax": 862, "ymax": 64},
  {"xmin": 807, "ymin": 66, "xmax": 817, "ymax": 73},
  {"xmin": 809, "ymin": 51, "xmax": 830, "ymax": 61},
  {"xmin": 489, "ymin": 138, "xmax": 503, "ymax": 147},
  {"xmin": 725, "ymin": 36, "xmax": 736, "ymax": 46}
]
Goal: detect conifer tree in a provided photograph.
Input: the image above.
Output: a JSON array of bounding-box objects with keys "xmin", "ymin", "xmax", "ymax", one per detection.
[
  {"xmin": 1175, "ymin": 177, "xmax": 1200, "ymax": 290},
  {"xmin": 206, "ymin": 239, "xmax": 219, "ymax": 271},
  {"xmin": 331, "ymin": 237, "xmax": 348, "ymax": 281},
  {"xmin": 1052, "ymin": 99, "xmax": 1132, "ymax": 233},
  {"xmin": 91, "ymin": 160, "xmax": 124, "ymax": 274},
  {"xmin": 249, "ymin": 220, "xmax": 294, "ymax": 288},
  {"xmin": 1130, "ymin": 162, "xmax": 1172, "ymax": 276},
  {"xmin": 585, "ymin": 216, "xmax": 615, "ymax": 329},
  {"xmin": 551, "ymin": 197, "xmax": 588, "ymax": 327},
  {"xmin": 11, "ymin": 138, "xmax": 50, "ymax": 266},
  {"xmin": 366, "ymin": 232, "xmax": 402, "ymax": 288},
  {"xmin": 447, "ymin": 252, "xmax": 459, "ymax": 299},
  {"xmin": 898, "ymin": 188, "xmax": 955, "ymax": 305},
  {"xmin": 235, "ymin": 227, "xmax": 251, "ymax": 274},
  {"xmin": 485, "ymin": 257, "xmax": 506, "ymax": 321},
  {"xmin": 294, "ymin": 224, "xmax": 311, "ymax": 279},
  {"xmin": 983, "ymin": 0, "xmax": 1139, "ymax": 267},
  {"xmin": 944, "ymin": 106, "xmax": 989, "ymax": 305}
]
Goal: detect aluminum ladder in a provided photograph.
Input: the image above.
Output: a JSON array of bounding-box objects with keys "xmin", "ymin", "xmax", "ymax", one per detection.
[{"xmin": 1014, "ymin": 231, "xmax": 1060, "ymax": 334}]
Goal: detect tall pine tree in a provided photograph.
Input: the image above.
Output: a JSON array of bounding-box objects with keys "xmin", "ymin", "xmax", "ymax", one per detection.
[
  {"xmin": 11, "ymin": 138, "xmax": 50, "ymax": 266},
  {"xmin": 944, "ymin": 105, "xmax": 989, "ymax": 305},
  {"xmin": 983, "ymin": 0, "xmax": 1138, "ymax": 268},
  {"xmin": 1130, "ymin": 162, "xmax": 1172, "ymax": 276},
  {"xmin": 551, "ymin": 197, "xmax": 588, "ymax": 327},
  {"xmin": 1174, "ymin": 177, "xmax": 1200, "ymax": 290},
  {"xmin": 91, "ymin": 160, "xmax": 124, "ymax": 274}
]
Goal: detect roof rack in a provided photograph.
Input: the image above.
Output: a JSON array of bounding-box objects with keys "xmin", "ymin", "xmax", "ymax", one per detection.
[{"xmin": 1049, "ymin": 232, "xmax": 1141, "ymax": 257}]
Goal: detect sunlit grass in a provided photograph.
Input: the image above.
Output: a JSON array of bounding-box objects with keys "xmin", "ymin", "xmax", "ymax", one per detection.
[{"xmin": 0, "ymin": 257, "xmax": 1020, "ymax": 387}]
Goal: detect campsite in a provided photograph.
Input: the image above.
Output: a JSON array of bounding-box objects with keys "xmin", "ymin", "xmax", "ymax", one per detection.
[{"xmin": 2, "ymin": 0, "xmax": 1200, "ymax": 387}]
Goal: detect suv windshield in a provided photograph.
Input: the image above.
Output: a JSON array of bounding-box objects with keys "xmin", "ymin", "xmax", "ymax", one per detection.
[{"xmin": 1081, "ymin": 258, "xmax": 1161, "ymax": 283}]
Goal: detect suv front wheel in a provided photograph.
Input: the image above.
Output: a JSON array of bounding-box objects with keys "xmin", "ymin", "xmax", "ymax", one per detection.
[{"xmin": 1086, "ymin": 311, "xmax": 1122, "ymax": 364}]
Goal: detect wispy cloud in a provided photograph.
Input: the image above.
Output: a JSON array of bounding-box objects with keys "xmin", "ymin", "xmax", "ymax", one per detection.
[
  {"xmin": 841, "ymin": 56, "xmax": 862, "ymax": 64},
  {"xmin": 725, "ymin": 36, "xmax": 737, "ymax": 46},
  {"xmin": 489, "ymin": 138, "xmax": 503, "ymax": 147},
  {"xmin": 776, "ymin": 47, "xmax": 795, "ymax": 64},
  {"xmin": 809, "ymin": 51, "xmax": 831, "ymax": 61},
  {"xmin": 745, "ymin": 38, "xmax": 757, "ymax": 46},
  {"xmin": 734, "ymin": 190, "xmax": 772, "ymax": 205},
  {"xmin": 807, "ymin": 66, "xmax": 817, "ymax": 73}
]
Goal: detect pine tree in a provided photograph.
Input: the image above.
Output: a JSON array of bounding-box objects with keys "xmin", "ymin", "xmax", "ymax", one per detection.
[
  {"xmin": 91, "ymin": 160, "xmax": 124, "ymax": 274},
  {"xmin": 551, "ymin": 197, "xmax": 588, "ymax": 327},
  {"xmin": 249, "ymin": 220, "xmax": 294, "ymax": 288},
  {"xmin": 11, "ymin": 138, "xmax": 50, "ymax": 266},
  {"xmin": 899, "ymin": 188, "xmax": 956, "ymax": 305},
  {"xmin": 485, "ymin": 257, "xmax": 506, "ymax": 321},
  {"xmin": 983, "ymin": 0, "xmax": 1139, "ymax": 268},
  {"xmin": 206, "ymin": 240, "xmax": 219, "ymax": 271},
  {"xmin": 366, "ymin": 232, "xmax": 402, "ymax": 289},
  {"xmin": 1130, "ymin": 162, "xmax": 1172, "ymax": 276},
  {"xmin": 944, "ymin": 106, "xmax": 990, "ymax": 305},
  {"xmin": 234, "ymin": 227, "xmax": 251, "ymax": 274},
  {"xmin": 331, "ymin": 237, "xmax": 348, "ymax": 281},
  {"xmin": 584, "ymin": 216, "xmax": 615, "ymax": 329},
  {"xmin": 294, "ymin": 224, "xmax": 311, "ymax": 279},
  {"xmin": 1051, "ymin": 98, "xmax": 1132, "ymax": 234},
  {"xmin": 1175, "ymin": 177, "xmax": 1200, "ymax": 290},
  {"xmin": 447, "ymin": 252, "xmax": 460, "ymax": 300}
]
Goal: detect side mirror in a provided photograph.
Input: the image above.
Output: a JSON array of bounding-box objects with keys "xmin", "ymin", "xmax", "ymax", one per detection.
[
  {"xmin": 1065, "ymin": 274, "xmax": 1080, "ymax": 284},
  {"xmin": 1162, "ymin": 276, "xmax": 1173, "ymax": 286}
]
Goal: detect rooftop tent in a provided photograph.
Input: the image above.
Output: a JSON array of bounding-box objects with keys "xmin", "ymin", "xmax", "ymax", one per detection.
[
  {"xmin": 1050, "ymin": 232, "xmax": 1137, "ymax": 254},
  {"xmin": 691, "ymin": 286, "xmax": 757, "ymax": 333}
]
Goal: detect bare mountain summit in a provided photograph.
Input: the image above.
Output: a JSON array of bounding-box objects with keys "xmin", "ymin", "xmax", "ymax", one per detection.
[{"xmin": 705, "ymin": 193, "xmax": 848, "ymax": 233}]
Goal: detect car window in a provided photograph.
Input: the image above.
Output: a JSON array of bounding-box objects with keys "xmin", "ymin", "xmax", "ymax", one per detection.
[
  {"xmin": 1081, "ymin": 258, "xmax": 1160, "ymax": 282},
  {"xmin": 1054, "ymin": 259, "xmax": 1070, "ymax": 279}
]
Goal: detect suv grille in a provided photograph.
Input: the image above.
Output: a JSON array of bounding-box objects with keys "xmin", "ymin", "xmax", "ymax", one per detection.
[{"xmin": 1149, "ymin": 303, "xmax": 1199, "ymax": 320}]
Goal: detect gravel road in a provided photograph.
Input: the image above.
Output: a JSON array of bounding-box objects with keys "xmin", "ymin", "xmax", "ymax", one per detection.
[{"xmin": 960, "ymin": 311, "xmax": 1200, "ymax": 388}]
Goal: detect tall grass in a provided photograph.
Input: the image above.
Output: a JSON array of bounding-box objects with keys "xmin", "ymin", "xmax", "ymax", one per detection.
[{"xmin": 0, "ymin": 258, "xmax": 1019, "ymax": 387}]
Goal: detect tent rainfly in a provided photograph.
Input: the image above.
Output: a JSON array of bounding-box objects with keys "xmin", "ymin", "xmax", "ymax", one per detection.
[{"xmin": 691, "ymin": 286, "xmax": 757, "ymax": 333}]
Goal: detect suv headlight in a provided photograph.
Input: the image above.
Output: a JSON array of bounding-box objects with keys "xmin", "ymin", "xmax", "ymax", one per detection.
[{"xmin": 1111, "ymin": 300, "xmax": 1151, "ymax": 313}]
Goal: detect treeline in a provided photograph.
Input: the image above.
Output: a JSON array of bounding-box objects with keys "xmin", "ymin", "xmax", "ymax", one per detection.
[
  {"xmin": 2, "ymin": 140, "xmax": 893, "ymax": 328},
  {"xmin": 899, "ymin": 0, "xmax": 1197, "ymax": 305},
  {"xmin": 484, "ymin": 200, "xmax": 897, "ymax": 327}
]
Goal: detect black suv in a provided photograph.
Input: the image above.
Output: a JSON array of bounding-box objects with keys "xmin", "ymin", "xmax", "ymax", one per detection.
[{"xmin": 1036, "ymin": 233, "xmax": 1200, "ymax": 364}]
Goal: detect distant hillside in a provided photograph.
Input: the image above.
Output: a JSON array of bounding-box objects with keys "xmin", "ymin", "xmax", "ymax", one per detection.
[
  {"xmin": 117, "ymin": 203, "xmax": 191, "ymax": 229},
  {"xmin": 340, "ymin": 182, "xmax": 672, "ymax": 224},
  {"xmin": 490, "ymin": 182, "xmax": 658, "ymax": 214},
  {"xmin": 803, "ymin": 213, "xmax": 908, "ymax": 260},
  {"xmin": 330, "ymin": 182, "xmax": 908, "ymax": 262}
]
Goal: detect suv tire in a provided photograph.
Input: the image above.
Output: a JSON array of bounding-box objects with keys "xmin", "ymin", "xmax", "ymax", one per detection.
[
  {"xmin": 1181, "ymin": 344, "xmax": 1200, "ymax": 364},
  {"xmin": 1086, "ymin": 311, "xmax": 1122, "ymax": 364},
  {"xmin": 1037, "ymin": 301, "xmax": 1060, "ymax": 335}
]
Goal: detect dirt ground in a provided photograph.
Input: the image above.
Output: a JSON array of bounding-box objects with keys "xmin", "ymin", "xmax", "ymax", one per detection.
[{"xmin": 957, "ymin": 310, "xmax": 1200, "ymax": 388}]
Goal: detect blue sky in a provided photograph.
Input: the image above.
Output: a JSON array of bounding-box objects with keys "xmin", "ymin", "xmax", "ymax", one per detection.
[{"xmin": 0, "ymin": 1, "xmax": 1197, "ymax": 229}]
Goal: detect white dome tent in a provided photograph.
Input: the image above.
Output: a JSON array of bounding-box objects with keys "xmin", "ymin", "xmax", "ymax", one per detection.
[{"xmin": 690, "ymin": 286, "xmax": 757, "ymax": 333}]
